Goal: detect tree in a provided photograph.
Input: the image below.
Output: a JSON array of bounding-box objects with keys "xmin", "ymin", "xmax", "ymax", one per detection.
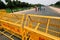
[
  {"xmin": 55, "ymin": 1, "xmax": 60, "ymax": 5},
  {"xmin": 5, "ymin": 0, "xmax": 14, "ymax": 8},
  {"xmin": 5, "ymin": 0, "xmax": 10, "ymax": 2},
  {"xmin": 5, "ymin": 0, "xmax": 15, "ymax": 13},
  {"xmin": 15, "ymin": 1, "xmax": 21, "ymax": 7},
  {"xmin": 55, "ymin": 1, "xmax": 60, "ymax": 7},
  {"xmin": 0, "ymin": 0, "xmax": 6, "ymax": 9}
]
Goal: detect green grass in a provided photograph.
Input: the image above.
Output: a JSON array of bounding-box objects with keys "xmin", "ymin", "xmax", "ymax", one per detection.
[
  {"xmin": 6, "ymin": 8, "xmax": 12, "ymax": 13},
  {"xmin": 5, "ymin": 7, "xmax": 31, "ymax": 13}
]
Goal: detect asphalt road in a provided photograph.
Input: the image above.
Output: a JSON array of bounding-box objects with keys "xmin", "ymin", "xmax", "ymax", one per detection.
[{"xmin": 24, "ymin": 6, "xmax": 60, "ymax": 17}]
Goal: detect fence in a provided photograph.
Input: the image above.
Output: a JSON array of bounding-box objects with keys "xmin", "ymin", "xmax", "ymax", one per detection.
[{"xmin": 0, "ymin": 14, "xmax": 60, "ymax": 40}]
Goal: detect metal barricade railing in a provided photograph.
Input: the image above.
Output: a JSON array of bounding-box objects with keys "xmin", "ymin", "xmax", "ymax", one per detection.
[
  {"xmin": 0, "ymin": 14, "xmax": 60, "ymax": 40},
  {"xmin": 0, "ymin": 13, "xmax": 25, "ymax": 38},
  {"xmin": 24, "ymin": 14, "xmax": 60, "ymax": 40}
]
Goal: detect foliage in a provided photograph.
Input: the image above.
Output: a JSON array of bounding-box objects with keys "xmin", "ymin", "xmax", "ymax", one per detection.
[
  {"xmin": 55, "ymin": 1, "xmax": 60, "ymax": 7},
  {"xmin": 0, "ymin": 0, "xmax": 6, "ymax": 9},
  {"xmin": 55, "ymin": 1, "xmax": 60, "ymax": 5},
  {"xmin": 0, "ymin": 0, "xmax": 36, "ymax": 9},
  {"xmin": 50, "ymin": 1, "xmax": 60, "ymax": 8},
  {"xmin": 0, "ymin": 0, "xmax": 43, "ymax": 9}
]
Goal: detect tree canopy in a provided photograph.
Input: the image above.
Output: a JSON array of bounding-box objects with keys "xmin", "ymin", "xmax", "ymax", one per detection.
[
  {"xmin": 0, "ymin": 0, "xmax": 6, "ymax": 9},
  {"xmin": 0, "ymin": 0, "xmax": 42, "ymax": 9},
  {"xmin": 55, "ymin": 1, "xmax": 60, "ymax": 5},
  {"xmin": 50, "ymin": 1, "xmax": 60, "ymax": 7},
  {"xmin": 0, "ymin": 0, "xmax": 35, "ymax": 9}
]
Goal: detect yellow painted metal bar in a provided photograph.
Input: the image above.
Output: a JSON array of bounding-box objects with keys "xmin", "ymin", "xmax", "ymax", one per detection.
[
  {"xmin": 35, "ymin": 23, "xmax": 40, "ymax": 30},
  {"xmin": 26, "ymin": 19, "xmax": 60, "ymax": 28},
  {"xmin": 46, "ymin": 19, "xmax": 50, "ymax": 33},
  {"xmin": 29, "ymin": 21, "xmax": 32, "ymax": 28},
  {"xmin": 28, "ymin": 16, "xmax": 34, "ymax": 28},
  {"xmin": 24, "ymin": 26, "xmax": 60, "ymax": 40},
  {"xmin": 0, "ymin": 31, "xmax": 14, "ymax": 40},
  {"xmin": 24, "ymin": 15, "xmax": 28, "ymax": 26},
  {"xmin": 28, "ymin": 14, "xmax": 60, "ymax": 19},
  {"xmin": 0, "ymin": 19, "xmax": 21, "ymax": 27},
  {"xmin": 48, "ymin": 29, "xmax": 60, "ymax": 34}
]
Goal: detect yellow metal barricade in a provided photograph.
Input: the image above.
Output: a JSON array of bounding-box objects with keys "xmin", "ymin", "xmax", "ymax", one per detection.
[
  {"xmin": 0, "ymin": 13, "xmax": 60, "ymax": 40},
  {"xmin": 0, "ymin": 13, "xmax": 25, "ymax": 38},
  {"xmin": 24, "ymin": 14, "xmax": 60, "ymax": 40}
]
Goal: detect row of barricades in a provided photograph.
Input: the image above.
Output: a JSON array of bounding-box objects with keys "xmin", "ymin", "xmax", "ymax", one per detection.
[{"xmin": 0, "ymin": 13, "xmax": 60, "ymax": 40}]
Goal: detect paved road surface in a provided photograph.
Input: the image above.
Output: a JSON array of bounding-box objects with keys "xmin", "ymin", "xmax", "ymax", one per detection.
[{"xmin": 23, "ymin": 6, "xmax": 60, "ymax": 17}]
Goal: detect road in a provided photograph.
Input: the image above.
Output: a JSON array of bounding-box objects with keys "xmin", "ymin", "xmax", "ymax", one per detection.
[{"xmin": 22, "ymin": 6, "xmax": 60, "ymax": 17}]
